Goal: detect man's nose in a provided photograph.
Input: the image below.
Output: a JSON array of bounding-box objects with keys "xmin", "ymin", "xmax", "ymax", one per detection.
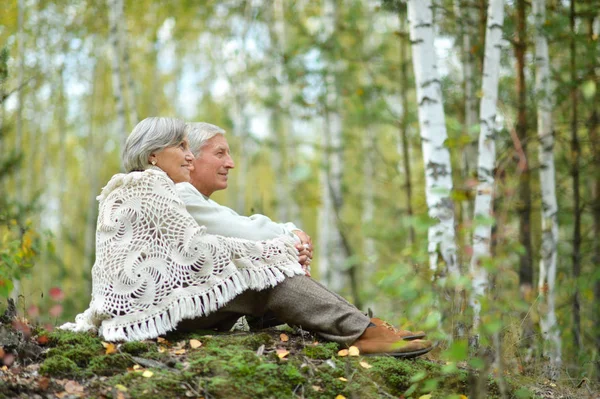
[{"xmin": 225, "ymin": 155, "xmax": 235, "ymax": 169}]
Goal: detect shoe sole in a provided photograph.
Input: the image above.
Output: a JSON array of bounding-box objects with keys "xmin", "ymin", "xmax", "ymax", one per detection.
[
  {"xmin": 362, "ymin": 345, "xmax": 434, "ymax": 359},
  {"xmin": 402, "ymin": 333, "xmax": 426, "ymax": 341}
]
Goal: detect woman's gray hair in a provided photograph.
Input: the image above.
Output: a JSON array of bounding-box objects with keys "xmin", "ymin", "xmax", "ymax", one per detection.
[
  {"xmin": 122, "ymin": 117, "xmax": 187, "ymax": 172},
  {"xmin": 185, "ymin": 122, "xmax": 226, "ymax": 157}
]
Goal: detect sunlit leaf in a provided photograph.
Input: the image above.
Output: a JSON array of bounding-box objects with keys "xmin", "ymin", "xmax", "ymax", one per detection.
[
  {"xmin": 337, "ymin": 349, "xmax": 349, "ymax": 357},
  {"xmin": 189, "ymin": 339, "xmax": 202, "ymax": 349},
  {"xmin": 359, "ymin": 361, "xmax": 372, "ymax": 369},
  {"xmin": 279, "ymin": 333, "xmax": 289, "ymax": 342},
  {"xmin": 348, "ymin": 346, "xmax": 360, "ymax": 356},
  {"xmin": 142, "ymin": 370, "xmax": 154, "ymax": 378}
]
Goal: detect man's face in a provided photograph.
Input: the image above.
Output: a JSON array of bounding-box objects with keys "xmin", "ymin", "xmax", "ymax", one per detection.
[{"xmin": 190, "ymin": 134, "xmax": 235, "ymax": 197}]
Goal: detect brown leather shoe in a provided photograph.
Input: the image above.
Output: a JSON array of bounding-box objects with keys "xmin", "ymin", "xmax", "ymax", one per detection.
[
  {"xmin": 370, "ymin": 318, "xmax": 426, "ymax": 340},
  {"xmin": 353, "ymin": 324, "xmax": 433, "ymax": 358}
]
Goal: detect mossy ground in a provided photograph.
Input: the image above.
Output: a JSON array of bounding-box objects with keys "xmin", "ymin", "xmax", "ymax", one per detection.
[{"xmin": 0, "ymin": 326, "xmax": 585, "ymax": 399}]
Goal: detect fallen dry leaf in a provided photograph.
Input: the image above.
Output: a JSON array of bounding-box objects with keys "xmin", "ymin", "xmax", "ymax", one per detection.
[
  {"xmin": 158, "ymin": 346, "xmax": 167, "ymax": 353},
  {"xmin": 115, "ymin": 384, "xmax": 128, "ymax": 392},
  {"xmin": 2, "ymin": 354, "xmax": 15, "ymax": 367},
  {"xmin": 65, "ymin": 380, "xmax": 84, "ymax": 394},
  {"xmin": 157, "ymin": 337, "xmax": 167, "ymax": 343},
  {"xmin": 0, "ymin": 347, "xmax": 4, "ymax": 358},
  {"xmin": 103, "ymin": 342, "xmax": 117, "ymax": 355},
  {"xmin": 312, "ymin": 385, "xmax": 323, "ymax": 392},
  {"xmin": 142, "ymin": 370, "xmax": 154, "ymax": 378},
  {"xmin": 279, "ymin": 333, "xmax": 289, "ymax": 342},
  {"xmin": 337, "ymin": 349, "xmax": 349, "ymax": 357},
  {"xmin": 359, "ymin": 361, "xmax": 372, "ymax": 369},
  {"xmin": 276, "ymin": 348, "xmax": 290, "ymax": 359},
  {"xmin": 189, "ymin": 339, "xmax": 202, "ymax": 349},
  {"xmin": 418, "ymin": 395, "xmax": 432, "ymax": 399},
  {"xmin": 116, "ymin": 392, "xmax": 126, "ymax": 399},
  {"xmin": 174, "ymin": 348, "xmax": 187, "ymax": 355},
  {"xmin": 335, "ymin": 395, "xmax": 347, "ymax": 399},
  {"xmin": 338, "ymin": 377, "xmax": 348, "ymax": 382},
  {"xmin": 348, "ymin": 346, "xmax": 360, "ymax": 356},
  {"xmin": 132, "ymin": 365, "xmax": 143, "ymax": 371},
  {"xmin": 37, "ymin": 335, "xmax": 49, "ymax": 345},
  {"xmin": 459, "ymin": 395, "xmax": 468, "ymax": 399},
  {"xmin": 38, "ymin": 377, "xmax": 50, "ymax": 391}
]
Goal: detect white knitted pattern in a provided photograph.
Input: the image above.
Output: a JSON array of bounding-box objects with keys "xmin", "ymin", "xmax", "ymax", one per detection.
[{"xmin": 61, "ymin": 169, "xmax": 304, "ymax": 341}]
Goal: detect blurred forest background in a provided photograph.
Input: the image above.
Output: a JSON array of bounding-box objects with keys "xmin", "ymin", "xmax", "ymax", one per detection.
[{"xmin": 0, "ymin": 0, "xmax": 599, "ymax": 385}]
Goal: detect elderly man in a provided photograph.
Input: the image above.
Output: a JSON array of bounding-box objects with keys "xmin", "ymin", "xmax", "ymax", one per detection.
[{"xmin": 175, "ymin": 122, "xmax": 432, "ymax": 357}]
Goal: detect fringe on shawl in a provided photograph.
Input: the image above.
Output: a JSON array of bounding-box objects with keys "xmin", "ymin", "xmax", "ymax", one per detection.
[{"xmin": 98, "ymin": 262, "xmax": 303, "ymax": 342}]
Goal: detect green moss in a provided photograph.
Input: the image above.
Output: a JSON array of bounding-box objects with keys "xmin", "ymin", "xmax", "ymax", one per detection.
[
  {"xmin": 47, "ymin": 330, "xmax": 104, "ymax": 351},
  {"xmin": 88, "ymin": 353, "xmax": 135, "ymax": 376},
  {"xmin": 120, "ymin": 341, "xmax": 156, "ymax": 356},
  {"xmin": 106, "ymin": 369, "xmax": 189, "ymax": 399},
  {"xmin": 302, "ymin": 342, "xmax": 339, "ymax": 359},
  {"xmin": 39, "ymin": 356, "xmax": 81, "ymax": 378}
]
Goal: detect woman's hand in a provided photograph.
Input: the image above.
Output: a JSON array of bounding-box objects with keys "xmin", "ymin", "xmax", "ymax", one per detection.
[{"xmin": 292, "ymin": 230, "xmax": 313, "ymax": 277}]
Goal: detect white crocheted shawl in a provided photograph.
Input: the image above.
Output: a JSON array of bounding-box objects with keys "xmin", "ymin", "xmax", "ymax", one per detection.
[{"xmin": 61, "ymin": 169, "xmax": 304, "ymax": 341}]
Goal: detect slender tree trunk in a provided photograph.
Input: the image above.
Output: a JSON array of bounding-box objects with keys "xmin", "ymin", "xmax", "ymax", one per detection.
[
  {"xmin": 569, "ymin": 0, "xmax": 582, "ymax": 352},
  {"xmin": 398, "ymin": 10, "xmax": 416, "ymax": 246},
  {"xmin": 588, "ymin": 11, "xmax": 600, "ymax": 381},
  {"xmin": 11, "ymin": 0, "xmax": 25, "ymax": 301},
  {"xmin": 84, "ymin": 62, "xmax": 99, "ymax": 292},
  {"xmin": 455, "ymin": 0, "xmax": 478, "ymax": 222},
  {"xmin": 108, "ymin": 0, "xmax": 127, "ymax": 165},
  {"xmin": 270, "ymin": 0, "xmax": 298, "ymax": 223},
  {"xmin": 514, "ymin": 0, "xmax": 535, "ymax": 360},
  {"xmin": 534, "ymin": 0, "xmax": 562, "ymax": 379},
  {"xmin": 120, "ymin": 7, "xmax": 138, "ymax": 128},
  {"xmin": 469, "ymin": 0, "xmax": 504, "ymax": 349},
  {"xmin": 407, "ymin": 0, "xmax": 459, "ymax": 278}
]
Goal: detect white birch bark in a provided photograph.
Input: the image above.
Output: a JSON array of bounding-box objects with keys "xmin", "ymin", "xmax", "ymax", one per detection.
[
  {"xmin": 533, "ymin": 0, "xmax": 561, "ymax": 379},
  {"xmin": 407, "ymin": 0, "xmax": 459, "ymax": 277},
  {"xmin": 362, "ymin": 129, "xmax": 377, "ymax": 310},
  {"xmin": 469, "ymin": 0, "xmax": 504, "ymax": 343},
  {"xmin": 108, "ymin": 0, "xmax": 127, "ymax": 164}
]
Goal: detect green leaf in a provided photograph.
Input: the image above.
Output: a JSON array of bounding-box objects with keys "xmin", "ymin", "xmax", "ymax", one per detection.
[
  {"xmin": 443, "ymin": 340, "xmax": 468, "ymax": 362},
  {"xmin": 468, "ymin": 357, "xmax": 485, "ymax": 370},
  {"xmin": 410, "ymin": 371, "xmax": 427, "ymax": 382}
]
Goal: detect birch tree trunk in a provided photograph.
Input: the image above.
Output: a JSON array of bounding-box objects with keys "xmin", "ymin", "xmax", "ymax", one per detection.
[
  {"xmin": 533, "ymin": 0, "xmax": 561, "ymax": 379},
  {"xmin": 108, "ymin": 0, "xmax": 127, "ymax": 164},
  {"xmin": 407, "ymin": 0, "xmax": 459, "ymax": 277},
  {"xmin": 569, "ymin": 0, "xmax": 582, "ymax": 352},
  {"xmin": 469, "ymin": 0, "xmax": 504, "ymax": 347}
]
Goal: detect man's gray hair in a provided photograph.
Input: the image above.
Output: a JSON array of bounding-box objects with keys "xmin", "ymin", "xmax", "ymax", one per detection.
[
  {"xmin": 185, "ymin": 122, "xmax": 226, "ymax": 157},
  {"xmin": 122, "ymin": 117, "xmax": 187, "ymax": 172}
]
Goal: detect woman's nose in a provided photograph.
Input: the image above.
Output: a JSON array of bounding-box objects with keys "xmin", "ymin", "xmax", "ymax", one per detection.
[{"xmin": 185, "ymin": 150, "xmax": 195, "ymax": 161}]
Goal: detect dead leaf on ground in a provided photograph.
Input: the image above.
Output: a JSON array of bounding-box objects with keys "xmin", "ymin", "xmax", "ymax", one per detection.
[
  {"xmin": 337, "ymin": 349, "xmax": 349, "ymax": 357},
  {"xmin": 335, "ymin": 395, "xmax": 347, "ymax": 399},
  {"xmin": 116, "ymin": 392, "xmax": 127, "ymax": 399},
  {"xmin": 0, "ymin": 347, "xmax": 4, "ymax": 358},
  {"xmin": 103, "ymin": 342, "xmax": 117, "ymax": 355},
  {"xmin": 158, "ymin": 346, "xmax": 167, "ymax": 353},
  {"xmin": 65, "ymin": 380, "xmax": 85, "ymax": 395},
  {"xmin": 174, "ymin": 348, "xmax": 187, "ymax": 355},
  {"xmin": 418, "ymin": 395, "xmax": 432, "ymax": 399},
  {"xmin": 115, "ymin": 384, "xmax": 128, "ymax": 392},
  {"xmin": 359, "ymin": 361, "xmax": 372, "ymax": 369},
  {"xmin": 338, "ymin": 377, "xmax": 348, "ymax": 382},
  {"xmin": 279, "ymin": 333, "xmax": 289, "ymax": 342},
  {"xmin": 142, "ymin": 370, "xmax": 154, "ymax": 378},
  {"xmin": 189, "ymin": 339, "xmax": 202, "ymax": 349},
  {"xmin": 37, "ymin": 335, "xmax": 49, "ymax": 345},
  {"xmin": 157, "ymin": 337, "xmax": 167, "ymax": 344},
  {"xmin": 312, "ymin": 385, "xmax": 323, "ymax": 392},
  {"xmin": 2, "ymin": 354, "xmax": 15, "ymax": 367},
  {"xmin": 38, "ymin": 376, "xmax": 50, "ymax": 391},
  {"xmin": 348, "ymin": 346, "xmax": 360, "ymax": 356},
  {"xmin": 276, "ymin": 348, "xmax": 289, "ymax": 359}
]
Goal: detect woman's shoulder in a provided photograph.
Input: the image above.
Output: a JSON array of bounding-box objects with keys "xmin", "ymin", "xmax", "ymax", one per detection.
[{"xmin": 97, "ymin": 169, "xmax": 171, "ymax": 201}]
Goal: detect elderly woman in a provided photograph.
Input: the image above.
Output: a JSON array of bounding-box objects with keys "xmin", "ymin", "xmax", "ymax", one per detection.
[
  {"xmin": 62, "ymin": 117, "xmax": 306, "ymax": 341},
  {"xmin": 63, "ymin": 117, "xmax": 433, "ymax": 358}
]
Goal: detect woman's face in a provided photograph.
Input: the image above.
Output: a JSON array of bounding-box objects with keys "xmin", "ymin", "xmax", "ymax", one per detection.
[{"xmin": 150, "ymin": 138, "xmax": 195, "ymax": 183}]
